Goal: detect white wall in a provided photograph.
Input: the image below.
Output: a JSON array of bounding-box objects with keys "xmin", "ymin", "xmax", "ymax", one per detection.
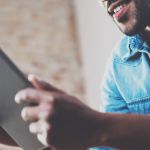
[{"xmin": 73, "ymin": 0, "xmax": 123, "ymax": 110}]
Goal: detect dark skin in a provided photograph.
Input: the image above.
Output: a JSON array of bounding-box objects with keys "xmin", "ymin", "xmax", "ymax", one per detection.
[
  {"xmin": 2, "ymin": 0, "xmax": 150, "ymax": 149},
  {"xmin": 2, "ymin": 75, "xmax": 150, "ymax": 150},
  {"xmin": 14, "ymin": 75, "xmax": 150, "ymax": 150}
]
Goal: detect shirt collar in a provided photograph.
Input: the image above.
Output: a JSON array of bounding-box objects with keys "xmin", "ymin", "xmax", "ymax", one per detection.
[{"xmin": 128, "ymin": 34, "xmax": 150, "ymax": 53}]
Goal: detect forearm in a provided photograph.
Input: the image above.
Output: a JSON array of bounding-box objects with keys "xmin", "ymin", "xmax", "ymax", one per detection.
[{"xmin": 92, "ymin": 112, "xmax": 150, "ymax": 150}]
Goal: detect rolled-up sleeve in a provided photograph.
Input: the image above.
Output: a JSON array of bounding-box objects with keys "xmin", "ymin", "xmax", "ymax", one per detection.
[{"xmin": 100, "ymin": 55, "xmax": 130, "ymax": 114}]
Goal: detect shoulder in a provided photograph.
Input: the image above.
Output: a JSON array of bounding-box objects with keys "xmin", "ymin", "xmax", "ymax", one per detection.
[
  {"xmin": 101, "ymin": 36, "xmax": 133, "ymax": 84},
  {"xmin": 104, "ymin": 36, "xmax": 130, "ymax": 71},
  {"xmin": 102, "ymin": 35, "xmax": 141, "ymax": 80},
  {"xmin": 112, "ymin": 35, "xmax": 130, "ymax": 61}
]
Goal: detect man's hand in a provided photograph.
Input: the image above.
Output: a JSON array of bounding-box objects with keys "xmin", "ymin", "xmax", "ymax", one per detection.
[
  {"xmin": 15, "ymin": 75, "xmax": 103, "ymax": 150},
  {"xmin": 14, "ymin": 75, "xmax": 150, "ymax": 150}
]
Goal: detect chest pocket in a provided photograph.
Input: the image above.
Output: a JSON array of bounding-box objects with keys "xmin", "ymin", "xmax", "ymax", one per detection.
[{"xmin": 113, "ymin": 53, "xmax": 150, "ymax": 111}]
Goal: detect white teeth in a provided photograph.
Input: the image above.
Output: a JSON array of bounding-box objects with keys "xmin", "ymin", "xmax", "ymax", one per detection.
[{"xmin": 114, "ymin": 5, "xmax": 123, "ymax": 13}]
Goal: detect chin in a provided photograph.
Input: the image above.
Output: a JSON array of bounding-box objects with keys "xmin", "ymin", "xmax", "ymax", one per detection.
[
  {"xmin": 118, "ymin": 24, "xmax": 145, "ymax": 36},
  {"xmin": 117, "ymin": 20, "xmax": 147, "ymax": 36},
  {"xmin": 114, "ymin": 15, "xmax": 147, "ymax": 36}
]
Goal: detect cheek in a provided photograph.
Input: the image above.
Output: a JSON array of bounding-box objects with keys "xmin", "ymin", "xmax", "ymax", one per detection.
[
  {"xmin": 114, "ymin": 5, "xmax": 140, "ymax": 33},
  {"xmin": 114, "ymin": 17, "xmax": 140, "ymax": 35}
]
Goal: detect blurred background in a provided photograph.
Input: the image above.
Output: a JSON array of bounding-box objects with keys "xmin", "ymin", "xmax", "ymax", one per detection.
[
  {"xmin": 0, "ymin": 0, "xmax": 123, "ymax": 148},
  {"xmin": 0, "ymin": 0, "xmax": 123, "ymax": 149}
]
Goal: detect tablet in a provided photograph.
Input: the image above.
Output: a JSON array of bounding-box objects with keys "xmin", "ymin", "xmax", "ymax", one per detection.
[{"xmin": 0, "ymin": 49, "xmax": 46, "ymax": 150}]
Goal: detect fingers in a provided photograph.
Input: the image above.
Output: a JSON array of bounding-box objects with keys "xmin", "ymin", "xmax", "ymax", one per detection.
[
  {"xmin": 29, "ymin": 121, "xmax": 50, "ymax": 134},
  {"xmin": 22, "ymin": 105, "xmax": 52, "ymax": 146},
  {"xmin": 28, "ymin": 74, "xmax": 44, "ymax": 90},
  {"xmin": 29, "ymin": 121, "xmax": 50, "ymax": 146},
  {"xmin": 21, "ymin": 106, "xmax": 39, "ymax": 122},
  {"xmin": 15, "ymin": 88, "xmax": 54, "ymax": 104},
  {"xmin": 37, "ymin": 133, "xmax": 49, "ymax": 147},
  {"xmin": 21, "ymin": 104, "xmax": 52, "ymax": 122},
  {"xmin": 28, "ymin": 74, "xmax": 65, "ymax": 93}
]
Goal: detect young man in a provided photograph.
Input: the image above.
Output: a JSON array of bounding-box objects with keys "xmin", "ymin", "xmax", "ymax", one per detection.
[
  {"xmin": 93, "ymin": 0, "xmax": 150, "ymax": 148},
  {"xmin": 2, "ymin": 0, "xmax": 150, "ymax": 149},
  {"xmin": 100, "ymin": 0, "xmax": 150, "ymax": 114}
]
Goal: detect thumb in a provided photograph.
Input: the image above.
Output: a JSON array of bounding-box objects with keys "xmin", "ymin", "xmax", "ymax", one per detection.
[
  {"xmin": 28, "ymin": 74, "xmax": 44, "ymax": 89},
  {"xmin": 28, "ymin": 74, "xmax": 65, "ymax": 93}
]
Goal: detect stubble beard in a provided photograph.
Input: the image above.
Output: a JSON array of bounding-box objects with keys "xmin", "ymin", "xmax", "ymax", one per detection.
[{"xmin": 113, "ymin": 0, "xmax": 150, "ymax": 36}]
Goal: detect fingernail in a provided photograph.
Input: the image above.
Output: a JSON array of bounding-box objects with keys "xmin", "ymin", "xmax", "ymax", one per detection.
[
  {"xmin": 21, "ymin": 108, "xmax": 27, "ymax": 121},
  {"xmin": 28, "ymin": 74, "xmax": 35, "ymax": 82},
  {"xmin": 15, "ymin": 94, "xmax": 20, "ymax": 103},
  {"xmin": 29, "ymin": 123, "xmax": 37, "ymax": 133}
]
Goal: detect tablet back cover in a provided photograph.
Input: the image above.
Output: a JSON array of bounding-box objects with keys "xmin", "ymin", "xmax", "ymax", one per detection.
[{"xmin": 0, "ymin": 49, "xmax": 45, "ymax": 150}]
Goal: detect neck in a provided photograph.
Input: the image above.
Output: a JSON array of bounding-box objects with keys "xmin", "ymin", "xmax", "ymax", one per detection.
[{"xmin": 142, "ymin": 26, "xmax": 150, "ymax": 46}]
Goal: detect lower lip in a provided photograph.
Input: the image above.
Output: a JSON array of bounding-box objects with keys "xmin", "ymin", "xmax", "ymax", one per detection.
[{"xmin": 113, "ymin": 5, "xmax": 128, "ymax": 21}]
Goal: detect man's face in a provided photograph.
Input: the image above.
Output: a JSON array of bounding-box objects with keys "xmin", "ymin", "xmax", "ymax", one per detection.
[{"xmin": 101, "ymin": 0, "xmax": 150, "ymax": 35}]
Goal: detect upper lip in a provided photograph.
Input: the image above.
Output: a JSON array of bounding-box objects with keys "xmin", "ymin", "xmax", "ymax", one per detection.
[{"xmin": 108, "ymin": 0, "xmax": 123, "ymax": 15}]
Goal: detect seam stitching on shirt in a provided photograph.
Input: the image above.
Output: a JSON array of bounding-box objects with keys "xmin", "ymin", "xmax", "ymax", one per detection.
[{"xmin": 127, "ymin": 97, "xmax": 150, "ymax": 105}]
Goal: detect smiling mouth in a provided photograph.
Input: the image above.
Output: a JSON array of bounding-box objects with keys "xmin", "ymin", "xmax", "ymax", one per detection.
[
  {"xmin": 108, "ymin": 0, "xmax": 130, "ymax": 21},
  {"xmin": 114, "ymin": 4, "xmax": 123, "ymax": 14}
]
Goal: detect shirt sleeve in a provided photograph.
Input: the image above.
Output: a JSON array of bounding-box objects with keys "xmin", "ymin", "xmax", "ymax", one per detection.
[{"xmin": 100, "ymin": 55, "xmax": 130, "ymax": 113}]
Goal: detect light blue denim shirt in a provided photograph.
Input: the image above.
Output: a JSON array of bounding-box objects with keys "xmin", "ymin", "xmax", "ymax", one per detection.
[{"xmin": 90, "ymin": 34, "xmax": 150, "ymax": 150}]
